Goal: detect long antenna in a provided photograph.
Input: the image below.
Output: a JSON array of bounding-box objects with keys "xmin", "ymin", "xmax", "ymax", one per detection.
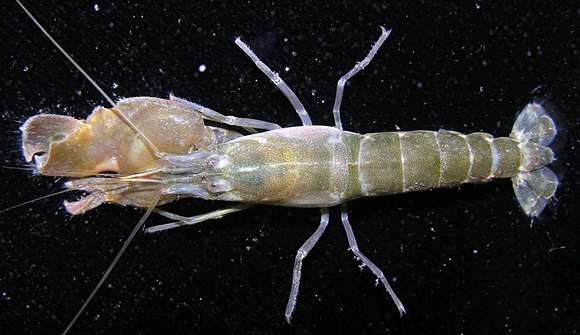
[
  {"xmin": 15, "ymin": 0, "xmax": 160, "ymax": 155},
  {"xmin": 62, "ymin": 193, "xmax": 161, "ymax": 335},
  {"xmin": 0, "ymin": 189, "xmax": 73, "ymax": 214}
]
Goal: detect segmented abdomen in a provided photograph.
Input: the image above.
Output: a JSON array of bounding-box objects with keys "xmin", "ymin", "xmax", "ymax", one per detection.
[{"xmin": 357, "ymin": 130, "xmax": 535, "ymax": 196}]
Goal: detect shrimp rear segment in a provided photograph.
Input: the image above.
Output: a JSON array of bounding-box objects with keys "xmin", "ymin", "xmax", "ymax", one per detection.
[
  {"xmin": 358, "ymin": 128, "xmax": 553, "ymax": 196},
  {"xmin": 356, "ymin": 102, "xmax": 558, "ymax": 217},
  {"xmin": 510, "ymin": 102, "xmax": 559, "ymax": 216}
]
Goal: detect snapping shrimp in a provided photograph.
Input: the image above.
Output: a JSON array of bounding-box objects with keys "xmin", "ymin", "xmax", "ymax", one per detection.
[{"xmin": 15, "ymin": 0, "xmax": 559, "ymax": 333}]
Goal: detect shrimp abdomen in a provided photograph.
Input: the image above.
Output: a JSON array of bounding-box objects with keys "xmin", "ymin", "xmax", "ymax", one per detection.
[
  {"xmin": 356, "ymin": 102, "xmax": 558, "ymax": 218},
  {"xmin": 357, "ymin": 129, "xmax": 551, "ymax": 195}
]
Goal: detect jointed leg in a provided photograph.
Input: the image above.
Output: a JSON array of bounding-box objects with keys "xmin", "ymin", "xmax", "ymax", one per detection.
[
  {"xmin": 235, "ymin": 37, "xmax": 312, "ymax": 126},
  {"xmin": 340, "ymin": 203, "xmax": 406, "ymax": 315},
  {"xmin": 170, "ymin": 94, "xmax": 281, "ymax": 131},
  {"xmin": 152, "ymin": 208, "xmax": 191, "ymax": 221},
  {"xmin": 285, "ymin": 208, "xmax": 330, "ymax": 323},
  {"xmin": 332, "ymin": 27, "xmax": 391, "ymax": 130},
  {"xmin": 146, "ymin": 205, "xmax": 251, "ymax": 233}
]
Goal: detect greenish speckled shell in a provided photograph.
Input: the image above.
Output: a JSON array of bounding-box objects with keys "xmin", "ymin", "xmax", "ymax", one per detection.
[{"xmin": 213, "ymin": 124, "xmax": 554, "ymax": 208}]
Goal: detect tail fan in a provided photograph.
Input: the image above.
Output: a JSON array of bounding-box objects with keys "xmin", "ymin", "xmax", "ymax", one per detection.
[{"xmin": 510, "ymin": 102, "xmax": 559, "ymax": 217}]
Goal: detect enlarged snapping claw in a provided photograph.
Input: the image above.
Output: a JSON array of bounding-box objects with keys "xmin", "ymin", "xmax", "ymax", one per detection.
[
  {"xmin": 21, "ymin": 97, "xmax": 215, "ymax": 176},
  {"xmin": 21, "ymin": 97, "xmax": 241, "ymax": 214}
]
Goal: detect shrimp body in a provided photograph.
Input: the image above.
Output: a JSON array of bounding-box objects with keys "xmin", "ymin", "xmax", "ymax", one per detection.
[
  {"xmin": 24, "ymin": 101, "xmax": 555, "ymax": 213},
  {"xmin": 205, "ymin": 111, "xmax": 554, "ymax": 213},
  {"xmin": 13, "ymin": 5, "xmax": 561, "ymax": 330}
]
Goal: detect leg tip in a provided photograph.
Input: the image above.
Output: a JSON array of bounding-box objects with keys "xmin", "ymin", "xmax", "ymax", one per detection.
[
  {"xmin": 379, "ymin": 26, "xmax": 393, "ymax": 35},
  {"xmin": 398, "ymin": 306, "xmax": 407, "ymax": 317}
]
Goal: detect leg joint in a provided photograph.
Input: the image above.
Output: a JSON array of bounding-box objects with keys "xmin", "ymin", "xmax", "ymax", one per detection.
[{"xmin": 295, "ymin": 250, "xmax": 306, "ymax": 260}]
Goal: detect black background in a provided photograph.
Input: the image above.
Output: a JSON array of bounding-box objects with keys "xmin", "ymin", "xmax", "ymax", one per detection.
[{"xmin": 1, "ymin": 1, "xmax": 579, "ymax": 334}]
